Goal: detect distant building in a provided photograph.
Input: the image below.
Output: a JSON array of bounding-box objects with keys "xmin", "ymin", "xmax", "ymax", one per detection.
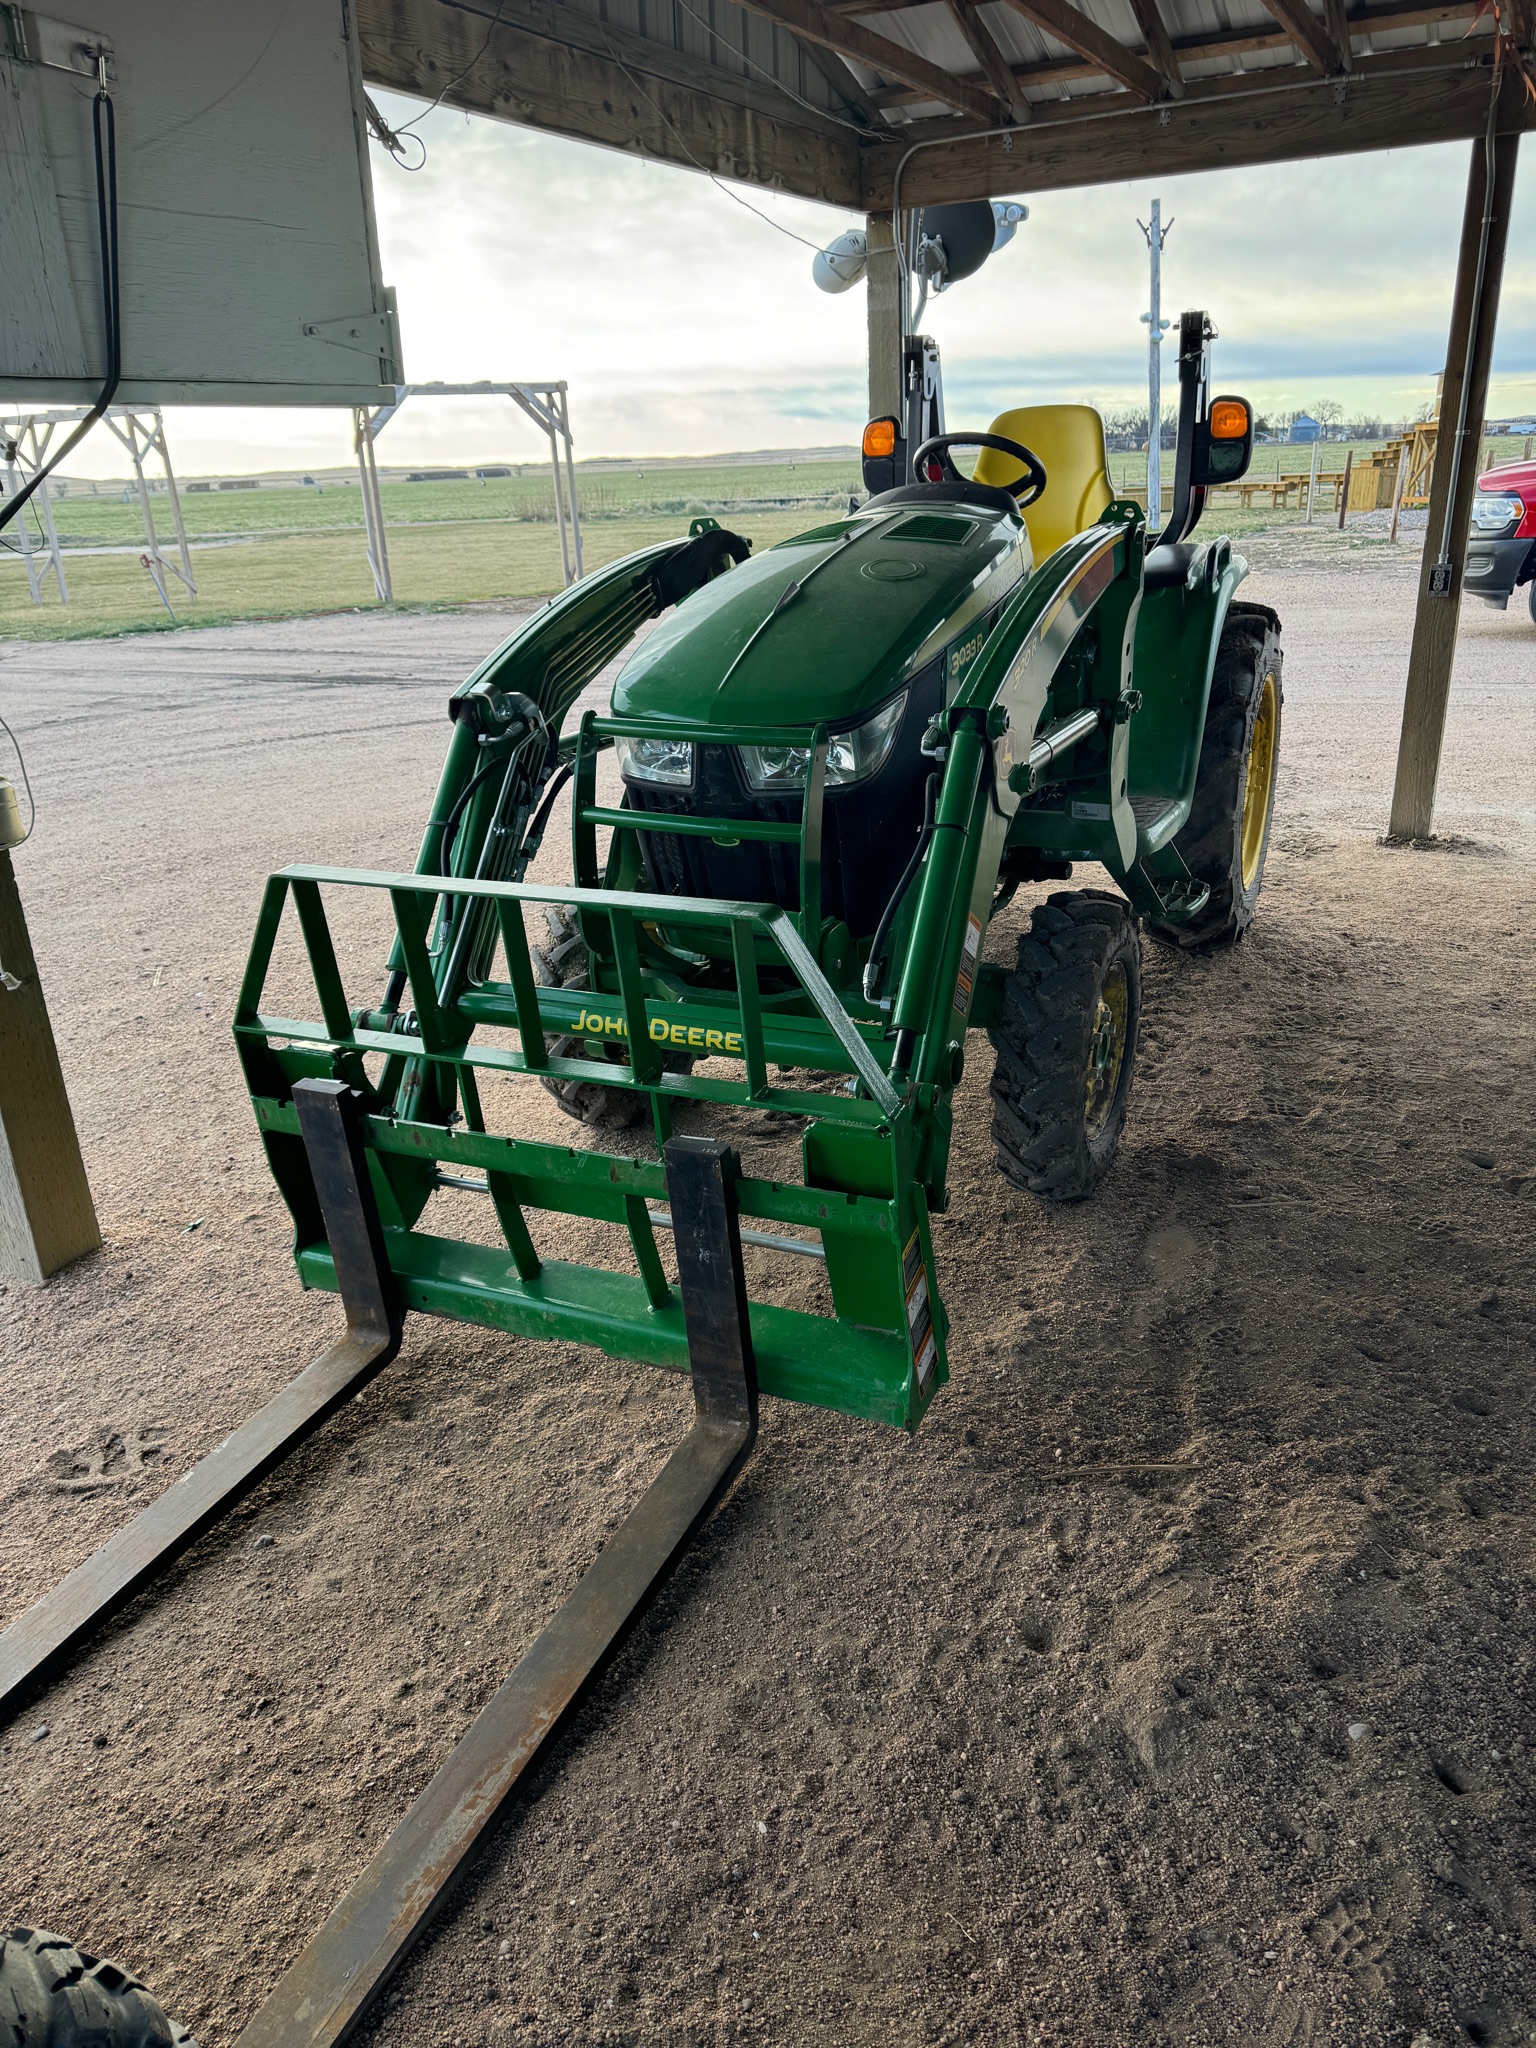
[
  {"xmin": 1288, "ymin": 414, "xmax": 1321, "ymax": 444},
  {"xmin": 475, "ymin": 465, "xmax": 512, "ymax": 479},
  {"xmin": 217, "ymin": 478, "xmax": 259, "ymax": 490},
  {"xmin": 406, "ymin": 468, "xmax": 469, "ymax": 482}
]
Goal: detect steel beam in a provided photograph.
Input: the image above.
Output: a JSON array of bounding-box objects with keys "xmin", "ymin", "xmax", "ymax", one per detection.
[
  {"xmin": 232, "ymin": 1137, "xmax": 757, "ymax": 2048},
  {"xmin": 0, "ymin": 1081, "xmax": 401, "ymax": 1719}
]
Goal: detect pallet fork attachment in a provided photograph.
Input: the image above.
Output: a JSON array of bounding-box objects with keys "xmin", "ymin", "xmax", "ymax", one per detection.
[
  {"xmin": 0, "ymin": 1104, "xmax": 759, "ymax": 2048},
  {"xmin": 0, "ymin": 1082, "xmax": 401, "ymax": 1718}
]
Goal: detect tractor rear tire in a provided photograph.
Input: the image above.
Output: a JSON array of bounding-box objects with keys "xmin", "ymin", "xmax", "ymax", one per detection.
[
  {"xmin": 0, "ymin": 1926, "xmax": 197, "ymax": 2046},
  {"xmin": 989, "ymin": 890, "xmax": 1141, "ymax": 1202},
  {"xmin": 531, "ymin": 906, "xmax": 691, "ymax": 1130},
  {"xmin": 1146, "ymin": 601, "xmax": 1283, "ymax": 951}
]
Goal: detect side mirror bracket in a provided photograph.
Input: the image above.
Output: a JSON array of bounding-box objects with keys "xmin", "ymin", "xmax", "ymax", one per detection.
[{"xmin": 1155, "ymin": 313, "xmax": 1255, "ymax": 549}]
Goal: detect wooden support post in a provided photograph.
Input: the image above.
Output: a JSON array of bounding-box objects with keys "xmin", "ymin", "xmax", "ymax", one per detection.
[
  {"xmin": 0, "ymin": 850, "xmax": 100, "ymax": 1283},
  {"xmin": 1389, "ymin": 119, "xmax": 1521, "ymax": 841},
  {"xmin": 865, "ymin": 212, "xmax": 902, "ymax": 422},
  {"xmin": 1336, "ymin": 448, "xmax": 1352, "ymax": 529}
]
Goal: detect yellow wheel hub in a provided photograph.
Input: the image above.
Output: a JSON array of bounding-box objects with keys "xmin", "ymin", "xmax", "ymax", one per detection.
[
  {"xmin": 1084, "ymin": 962, "xmax": 1130, "ymax": 1139},
  {"xmin": 1241, "ymin": 670, "xmax": 1280, "ymax": 892}
]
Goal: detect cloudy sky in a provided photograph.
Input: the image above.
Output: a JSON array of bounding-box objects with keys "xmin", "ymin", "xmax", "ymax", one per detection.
[{"xmin": 100, "ymin": 89, "xmax": 1536, "ymax": 476}]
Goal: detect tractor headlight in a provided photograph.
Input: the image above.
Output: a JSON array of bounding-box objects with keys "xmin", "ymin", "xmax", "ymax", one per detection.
[
  {"xmin": 740, "ymin": 691, "xmax": 907, "ymax": 792},
  {"xmin": 615, "ymin": 734, "xmax": 695, "ymax": 787}
]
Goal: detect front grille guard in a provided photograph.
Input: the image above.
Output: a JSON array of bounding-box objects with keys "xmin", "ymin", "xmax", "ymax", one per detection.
[{"xmin": 234, "ymin": 865, "xmax": 945, "ymax": 1431}]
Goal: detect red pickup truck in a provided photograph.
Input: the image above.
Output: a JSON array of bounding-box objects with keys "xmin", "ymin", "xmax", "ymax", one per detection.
[{"xmin": 1464, "ymin": 457, "xmax": 1536, "ymax": 621}]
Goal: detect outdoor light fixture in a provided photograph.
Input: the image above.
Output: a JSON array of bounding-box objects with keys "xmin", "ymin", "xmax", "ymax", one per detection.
[{"xmin": 812, "ymin": 201, "xmax": 1027, "ymax": 298}]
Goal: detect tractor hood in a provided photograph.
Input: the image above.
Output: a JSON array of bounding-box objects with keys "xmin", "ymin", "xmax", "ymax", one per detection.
[{"xmin": 611, "ymin": 505, "xmax": 1030, "ymax": 730}]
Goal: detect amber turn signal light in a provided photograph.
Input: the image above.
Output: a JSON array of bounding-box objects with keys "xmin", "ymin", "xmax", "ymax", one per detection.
[
  {"xmin": 862, "ymin": 417, "xmax": 898, "ymax": 459},
  {"xmin": 1209, "ymin": 398, "xmax": 1250, "ymax": 441}
]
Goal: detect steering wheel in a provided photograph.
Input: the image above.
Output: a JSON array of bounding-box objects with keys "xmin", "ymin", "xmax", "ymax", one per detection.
[{"xmin": 910, "ymin": 432, "xmax": 1048, "ymax": 508}]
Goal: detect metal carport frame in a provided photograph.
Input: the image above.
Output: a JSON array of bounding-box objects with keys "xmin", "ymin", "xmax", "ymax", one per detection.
[{"xmin": 353, "ymin": 378, "xmax": 583, "ymax": 602}]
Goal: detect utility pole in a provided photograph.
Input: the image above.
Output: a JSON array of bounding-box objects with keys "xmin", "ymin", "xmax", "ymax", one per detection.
[{"xmin": 1138, "ymin": 200, "xmax": 1172, "ymax": 530}]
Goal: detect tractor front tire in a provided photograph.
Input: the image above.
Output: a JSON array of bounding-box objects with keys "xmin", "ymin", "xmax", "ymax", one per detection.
[
  {"xmin": 531, "ymin": 906, "xmax": 691, "ymax": 1130},
  {"xmin": 1146, "ymin": 601, "xmax": 1283, "ymax": 951},
  {"xmin": 989, "ymin": 890, "xmax": 1141, "ymax": 1202},
  {"xmin": 0, "ymin": 1926, "xmax": 196, "ymax": 2046}
]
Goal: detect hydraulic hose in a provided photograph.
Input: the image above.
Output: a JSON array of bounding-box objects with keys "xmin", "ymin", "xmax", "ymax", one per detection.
[
  {"xmin": 862, "ymin": 772, "xmax": 939, "ymax": 1004},
  {"xmin": 519, "ymin": 757, "xmax": 575, "ymax": 864}
]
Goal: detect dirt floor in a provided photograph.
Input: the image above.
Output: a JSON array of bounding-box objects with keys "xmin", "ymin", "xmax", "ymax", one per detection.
[{"xmin": 1, "ymin": 530, "xmax": 1533, "ymax": 2048}]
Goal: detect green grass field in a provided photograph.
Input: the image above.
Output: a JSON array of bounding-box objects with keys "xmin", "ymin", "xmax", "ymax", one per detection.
[
  {"xmin": 4, "ymin": 438, "xmax": 1525, "ymax": 645},
  {"xmin": 0, "ymin": 511, "xmax": 824, "ymax": 642}
]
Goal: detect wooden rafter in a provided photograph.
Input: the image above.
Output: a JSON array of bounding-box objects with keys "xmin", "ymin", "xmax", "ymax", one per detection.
[
  {"xmin": 1322, "ymin": 0, "xmax": 1356, "ymax": 63},
  {"xmin": 805, "ymin": 42, "xmax": 887, "ymax": 122},
  {"xmin": 1254, "ymin": 0, "xmax": 1345, "ymax": 70},
  {"xmin": 944, "ymin": 0, "xmax": 1031, "ymax": 115},
  {"xmin": 992, "ymin": 0, "xmax": 1165, "ymax": 99},
  {"xmin": 734, "ymin": 0, "xmax": 1003, "ymax": 118},
  {"xmin": 1125, "ymin": 0, "xmax": 1184, "ymax": 94}
]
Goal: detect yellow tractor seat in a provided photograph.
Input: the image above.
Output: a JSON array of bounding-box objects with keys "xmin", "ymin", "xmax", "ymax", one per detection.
[{"xmin": 972, "ymin": 404, "xmax": 1115, "ymax": 563}]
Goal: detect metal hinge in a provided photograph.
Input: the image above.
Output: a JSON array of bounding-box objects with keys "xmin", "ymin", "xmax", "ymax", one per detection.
[
  {"xmin": 301, "ymin": 290, "xmax": 403, "ymax": 378},
  {"xmin": 3, "ymin": 5, "xmax": 115, "ymax": 77}
]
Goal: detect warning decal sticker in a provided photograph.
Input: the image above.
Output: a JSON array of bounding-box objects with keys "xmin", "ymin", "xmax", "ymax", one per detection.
[
  {"xmin": 902, "ymin": 1227, "xmax": 937, "ymax": 1391},
  {"xmin": 952, "ymin": 912, "xmax": 983, "ymax": 1016}
]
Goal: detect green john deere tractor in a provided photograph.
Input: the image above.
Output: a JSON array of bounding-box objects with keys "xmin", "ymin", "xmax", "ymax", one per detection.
[{"xmin": 236, "ymin": 308, "xmax": 1283, "ymax": 1436}]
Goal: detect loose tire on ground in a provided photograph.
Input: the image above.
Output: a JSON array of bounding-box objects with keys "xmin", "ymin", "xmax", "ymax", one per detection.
[
  {"xmin": 531, "ymin": 906, "xmax": 691, "ymax": 1129},
  {"xmin": 0, "ymin": 1927, "xmax": 196, "ymax": 2047},
  {"xmin": 989, "ymin": 890, "xmax": 1141, "ymax": 1202},
  {"xmin": 1146, "ymin": 600, "xmax": 1284, "ymax": 951}
]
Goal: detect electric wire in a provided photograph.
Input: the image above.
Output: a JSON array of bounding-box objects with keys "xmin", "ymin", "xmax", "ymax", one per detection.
[
  {"xmin": 363, "ymin": 92, "xmax": 428, "ymax": 170},
  {"xmin": 591, "ymin": 21, "xmax": 864, "ymax": 253},
  {"xmin": 664, "ymin": 0, "xmax": 874, "ymax": 133},
  {"xmin": 888, "ymin": 47, "xmax": 1511, "ymax": 305},
  {"xmin": 0, "ymin": 492, "xmax": 53, "ymax": 557},
  {"xmin": 390, "ymin": 1, "xmax": 510, "ymax": 139},
  {"xmin": 0, "ymin": 87, "xmax": 119, "ymax": 534}
]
